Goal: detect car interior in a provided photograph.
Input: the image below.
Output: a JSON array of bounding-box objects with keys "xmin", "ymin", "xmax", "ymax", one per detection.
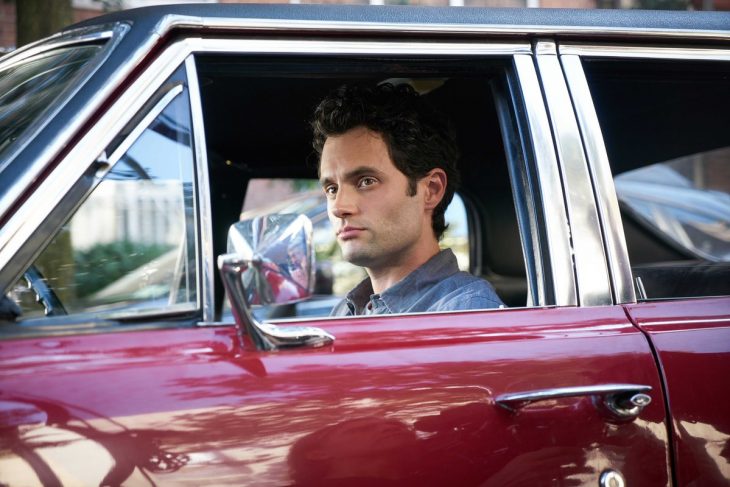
[{"xmin": 194, "ymin": 55, "xmax": 528, "ymax": 319}]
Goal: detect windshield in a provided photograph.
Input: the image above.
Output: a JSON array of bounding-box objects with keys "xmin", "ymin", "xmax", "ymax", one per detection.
[{"xmin": 0, "ymin": 43, "xmax": 105, "ymax": 163}]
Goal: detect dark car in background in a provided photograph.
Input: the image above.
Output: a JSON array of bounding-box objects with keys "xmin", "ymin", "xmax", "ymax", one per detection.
[{"xmin": 0, "ymin": 5, "xmax": 728, "ymax": 485}]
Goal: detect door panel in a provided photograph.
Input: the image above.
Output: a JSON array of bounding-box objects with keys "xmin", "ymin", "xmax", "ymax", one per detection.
[
  {"xmin": 1, "ymin": 306, "xmax": 669, "ymax": 485},
  {"xmin": 625, "ymin": 297, "xmax": 730, "ymax": 486}
]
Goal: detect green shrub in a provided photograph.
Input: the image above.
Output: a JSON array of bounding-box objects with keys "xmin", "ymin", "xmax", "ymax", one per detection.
[{"xmin": 74, "ymin": 241, "xmax": 171, "ymax": 298}]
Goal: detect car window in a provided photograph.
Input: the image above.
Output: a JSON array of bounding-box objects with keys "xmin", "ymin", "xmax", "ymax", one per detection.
[
  {"xmin": 584, "ymin": 58, "xmax": 730, "ymax": 300},
  {"xmin": 238, "ymin": 179, "xmax": 471, "ymax": 318},
  {"xmin": 0, "ymin": 43, "xmax": 105, "ymax": 165},
  {"xmin": 7, "ymin": 86, "xmax": 197, "ymax": 323},
  {"xmin": 197, "ymin": 55, "xmax": 541, "ymax": 317}
]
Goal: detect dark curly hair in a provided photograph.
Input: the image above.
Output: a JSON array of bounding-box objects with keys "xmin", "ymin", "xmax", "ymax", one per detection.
[{"xmin": 312, "ymin": 83, "xmax": 460, "ymax": 240}]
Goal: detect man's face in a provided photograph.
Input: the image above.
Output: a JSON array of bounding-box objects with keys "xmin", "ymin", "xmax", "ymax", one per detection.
[{"xmin": 319, "ymin": 126, "xmax": 432, "ymax": 271}]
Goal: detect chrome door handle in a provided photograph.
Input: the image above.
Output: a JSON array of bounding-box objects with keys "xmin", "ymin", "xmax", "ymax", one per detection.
[{"xmin": 496, "ymin": 384, "xmax": 652, "ymax": 420}]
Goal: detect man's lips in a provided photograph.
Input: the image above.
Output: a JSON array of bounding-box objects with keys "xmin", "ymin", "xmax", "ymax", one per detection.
[{"xmin": 337, "ymin": 226, "xmax": 365, "ymax": 241}]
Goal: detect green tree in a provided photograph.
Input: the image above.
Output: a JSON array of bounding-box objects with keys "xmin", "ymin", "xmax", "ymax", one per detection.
[{"xmin": 16, "ymin": 0, "xmax": 73, "ymax": 47}]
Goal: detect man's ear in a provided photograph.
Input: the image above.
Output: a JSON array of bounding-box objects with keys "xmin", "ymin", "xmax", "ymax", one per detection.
[{"xmin": 422, "ymin": 168, "xmax": 447, "ymax": 211}]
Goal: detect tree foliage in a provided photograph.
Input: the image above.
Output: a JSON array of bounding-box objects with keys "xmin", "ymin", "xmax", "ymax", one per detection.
[
  {"xmin": 16, "ymin": 0, "xmax": 73, "ymax": 47},
  {"xmin": 74, "ymin": 241, "xmax": 170, "ymax": 298}
]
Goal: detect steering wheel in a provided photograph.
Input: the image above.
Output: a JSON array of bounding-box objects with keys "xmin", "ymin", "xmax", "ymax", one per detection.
[{"xmin": 23, "ymin": 265, "xmax": 67, "ymax": 316}]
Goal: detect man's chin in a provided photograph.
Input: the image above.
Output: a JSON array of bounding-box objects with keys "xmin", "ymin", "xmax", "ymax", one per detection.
[{"xmin": 341, "ymin": 247, "xmax": 375, "ymax": 268}]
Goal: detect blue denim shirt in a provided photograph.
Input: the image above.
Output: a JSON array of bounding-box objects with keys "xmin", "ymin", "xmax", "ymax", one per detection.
[{"xmin": 330, "ymin": 249, "xmax": 504, "ymax": 316}]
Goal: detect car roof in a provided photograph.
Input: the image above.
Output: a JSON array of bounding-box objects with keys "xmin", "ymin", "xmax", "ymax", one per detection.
[{"xmin": 67, "ymin": 4, "xmax": 729, "ymax": 37}]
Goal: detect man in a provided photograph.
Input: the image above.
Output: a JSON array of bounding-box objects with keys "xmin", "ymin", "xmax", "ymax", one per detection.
[{"xmin": 312, "ymin": 83, "xmax": 504, "ymax": 316}]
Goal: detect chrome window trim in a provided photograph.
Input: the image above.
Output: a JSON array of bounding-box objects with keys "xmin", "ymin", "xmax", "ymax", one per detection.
[
  {"xmin": 185, "ymin": 55, "xmax": 215, "ymax": 324},
  {"xmin": 155, "ymin": 14, "xmax": 730, "ymax": 41},
  {"xmin": 560, "ymin": 55, "xmax": 635, "ymax": 305},
  {"xmin": 0, "ymin": 23, "xmax": 129, "ymax": 206},
  {"xmin": 0, "ymin": 25, "xmax": 117, "ymax": 71},
  {"xmin": 187, "ymin": 37, "xmax": 531, "ymax": 56},
  {"xmin": 534, "ymin": 41, "xmax": 611, "ymax": 307},
  {"xmin": 495, "ymin": 70, "xmax": 540, "ymax": 307},
  {"xmin": 558, "ymin": 44, "xmax": 730, "ymax": 61},
  {"xmin": 513, "ymin": 54, "xmax": 576, "ymax": 307}
]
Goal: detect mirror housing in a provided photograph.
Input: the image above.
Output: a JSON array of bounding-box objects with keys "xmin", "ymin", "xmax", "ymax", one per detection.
[{"xmin": 218, "ymin": 214, "xmax": 334, "ymax": 351}]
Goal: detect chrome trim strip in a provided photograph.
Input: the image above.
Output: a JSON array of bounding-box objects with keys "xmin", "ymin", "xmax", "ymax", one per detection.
[
  {"xmin": 0, "ymin": 30, "xmax": 114, "ymax": 71},
  {"xmin": 185, "ymin": 55, "xmax": 216, "ymax": 324},
  {"xmin": 560, "ymin": 54, "xmax": 635, "ymax": 305},
  {"xmin": 535, "ymin": 41, "xmax": 611, "ymax": 307},
  {"xmin": 493, "ymin": 79, "xmax": 539, "ymax": 307},
  {"xmin": 0, "ymin": 40, "xmax": 192, "ymax": 281},
  {"xmin": 559, "ymin": 44, "xmax": 730, "ymax": 61},
  {"xmin": 189, "ymin": 37, "xmax": 530, "ymax": 56},
  {"xmin": 156, "ymin": 14, "xmax": 730, "ymax": 41},
  {"xmin": 638, "ymin": 316, "xmax": 730, "ymax": 327},
  {"xmin": 99, "ymin": 302, "xmax": 199, "ymax": 321},
  {"xmin": 514, "ymin": 54, "xmax": 576, "ymax": 306}
]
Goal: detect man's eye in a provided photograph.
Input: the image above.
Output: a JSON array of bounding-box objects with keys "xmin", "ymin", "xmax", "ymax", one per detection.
[
  {"xmin": 358, "ymin": 177, "xmax": 377, "ymax": 188},
  {"xmin": 324, "ymin": 185, "xmax": 337, "ymax": 196}
]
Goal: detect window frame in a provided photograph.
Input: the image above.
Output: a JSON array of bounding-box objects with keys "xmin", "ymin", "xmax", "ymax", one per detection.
[
  {"xmin": 1, "ymin": 34, "xmax": 594, "ymax": 335},
  {"xmin": 186, "ymin": 36, "xmax": 578, "ymax": 321}
]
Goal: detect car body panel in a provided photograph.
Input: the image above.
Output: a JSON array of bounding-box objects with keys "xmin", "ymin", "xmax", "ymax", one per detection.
[
  {"xmin": 1, "ymin": 306, "xmax": 669, "ymax": 485},
  {"xmin": 625, "ymin": 297, "xmax": 730, "ymax": 486}
]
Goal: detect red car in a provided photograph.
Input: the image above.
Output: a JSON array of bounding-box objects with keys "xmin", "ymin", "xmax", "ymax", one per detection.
[{"xmin": 0, "ymin": 5, "xmax": 728, "ymax": 485}]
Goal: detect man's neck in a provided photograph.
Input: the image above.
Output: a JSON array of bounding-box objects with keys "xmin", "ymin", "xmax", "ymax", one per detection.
[{"xmin": 367, "ymin": 243, "xmax": 441, "ymax": 295}]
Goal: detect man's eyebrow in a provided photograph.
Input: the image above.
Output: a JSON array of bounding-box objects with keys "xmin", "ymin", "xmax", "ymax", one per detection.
[{"xmin": 319, "ymin": 166, "xmax": 385, "ymax": 187}]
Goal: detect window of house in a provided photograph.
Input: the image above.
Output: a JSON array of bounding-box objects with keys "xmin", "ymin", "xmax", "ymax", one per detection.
[{"xmin": 583, "ymin": 58, "xmax": 730, "ymax": 300}]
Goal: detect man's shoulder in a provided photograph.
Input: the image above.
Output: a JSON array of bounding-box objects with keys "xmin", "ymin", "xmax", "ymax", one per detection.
[
  {"xmin": 329, "ymin": 296, "xmax": 352, "ymax": 317},
  {"xmin": 425, "ymin": 272, "xmax": 504, "ymax": 311}
]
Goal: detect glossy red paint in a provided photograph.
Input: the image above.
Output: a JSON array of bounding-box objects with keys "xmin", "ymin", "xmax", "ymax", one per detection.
[
  {"xmin": 625, "ymin": 296, "xmax": 730, "ymax": 487},
  {"xmin": 1, "ymin": 306, "xmax": 669, "ymax": 485}
]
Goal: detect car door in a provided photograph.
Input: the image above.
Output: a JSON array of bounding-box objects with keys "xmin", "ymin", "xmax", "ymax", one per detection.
[
  {"xmin": 0, "ymin": 24, "xmax": 672, "ymax": 487},
  {"xmin": 561, "ymin": 42, "xmax": 730, "ymax": 486}
]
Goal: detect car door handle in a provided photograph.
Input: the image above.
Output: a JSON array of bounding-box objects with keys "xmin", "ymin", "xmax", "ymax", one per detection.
[{"xmin": 496, "ymin": 384, "xmax": 652, "ymax": 420}]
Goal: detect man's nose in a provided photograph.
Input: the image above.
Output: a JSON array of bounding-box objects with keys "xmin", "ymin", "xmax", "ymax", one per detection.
[{"xmin": 330, "ymin": 187, "xmax": 357, "ymax": 219}]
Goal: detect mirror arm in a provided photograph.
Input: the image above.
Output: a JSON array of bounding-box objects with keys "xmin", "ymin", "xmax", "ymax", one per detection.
[
  {"xmin": 218, "ymin": 254, "xmax": 273, "ymax": 350},
  {"xmin": 218, "ymin": 254, "xmax": 335, "ymax": 352}
]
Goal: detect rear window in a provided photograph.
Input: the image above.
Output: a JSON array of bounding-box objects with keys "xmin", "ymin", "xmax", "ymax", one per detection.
[
  {"xmin": 615, "ymin": 148, "xmax": 730, "ymax": 263},
  {"xmin": 0, "ymin": 43, "xmax": 105, "ymax": 163}
]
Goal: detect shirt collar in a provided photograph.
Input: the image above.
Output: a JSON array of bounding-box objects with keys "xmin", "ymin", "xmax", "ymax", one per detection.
[{"xmin": 344, "ymin": 249, "xmax": 461, "ymax": 315}]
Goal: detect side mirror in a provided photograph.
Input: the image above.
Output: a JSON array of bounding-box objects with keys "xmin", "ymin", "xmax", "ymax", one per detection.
[{"xmin": 217, "ymin": 214, "xmax": 334, "ymax": 351}]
